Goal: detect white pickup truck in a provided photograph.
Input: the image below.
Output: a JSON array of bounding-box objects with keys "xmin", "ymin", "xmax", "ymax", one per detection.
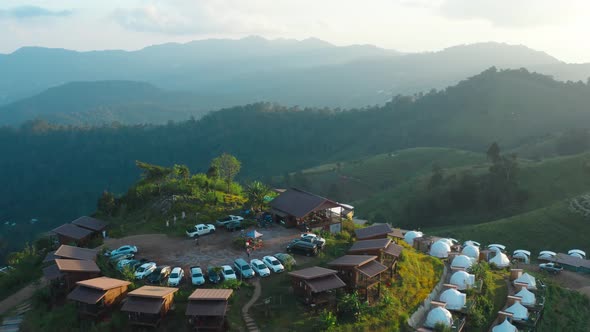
[{"xmin": 186, "ymin": 224, "xmax": 216, "ymax": 238}]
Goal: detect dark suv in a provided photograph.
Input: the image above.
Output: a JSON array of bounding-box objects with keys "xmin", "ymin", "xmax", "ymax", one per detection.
[{"xmin": 286, "ymin": 240, "xmax": 318, "ymax": 257}]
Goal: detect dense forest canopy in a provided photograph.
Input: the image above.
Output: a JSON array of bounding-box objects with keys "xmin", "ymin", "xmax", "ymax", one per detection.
[{"xmin": 2, "ymin": 68, "xmax": 590, "ymax": 261}]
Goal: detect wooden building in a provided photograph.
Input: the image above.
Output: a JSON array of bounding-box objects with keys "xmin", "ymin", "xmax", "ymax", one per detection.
[
  {"xmin": 269, "ymin": 188, "xmax": 347, "ymax": 233},
  {"xmin": 186, "ymin": 289, "xmax": 233, "ymax": 331},
  {"xmin": 71, "ymin": 216, "xmax": 108, "ymax": 234},
  {"xmin": 43, "ymin": 259, "xmax": 101, "ymax": 292},
  {"xmin": 354, "ymin": 224, "xmax": 393, "ymax": 241},
  {"xmin": 121, "ymin": 286, "xmax": 178, "ymax": 327},
  {"xmin": 288, "ymin": 266, "xmax": 346, "ymax": 306},
  {"xmin": 67, "ymin": 277, "xmax": 130, "ymax": 317},
  {"xmin": 388, "ymin": 228, "xmax": 405, "ymax": 241},
  {"xmin": 348, "ymin": 238, "xmax": 403, "ymax": 278},
  {"xmin": 52, "ymin": 224, "xmax": 94, "ymax": 246},
  {"xmin": 327, "ymin": 255, "xmax": 388, "ymax": 303}
]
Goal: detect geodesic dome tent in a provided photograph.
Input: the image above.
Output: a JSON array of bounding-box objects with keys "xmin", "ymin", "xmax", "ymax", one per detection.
[
  {"xmin": 505, "ymin": 301, "xmax": 529, "ymax": 320},
  {"xmin": 439, "ymin": 288, "xmax": 466, "ymax": 311},
  {"xmin": 425, "ymin": 307, "xmax": 453, "ymax": 328},
  {"xmin": 451, "ymin": 255, "xmax": 474, "ymax": 269},
  {"xmin": 489, "ymin": 251, "xmax": 510, "ymax": 268},
  {"xmin": 450, "ymin": 270, "xmax": 476, "ymax": 290},
  {"xmin": 492, "ymin": 319, "xmax": 518, "ymax": 332},
  {"xmin": 462, "ymin": 245, "xmax": 480, "ymax": 259},
  {"xmin": 429, "ymin": 240, "xmax": 451, "ymax": 258},
  {"xmin": 515, "ymin": 287, "xmax": 536, "ymax": 306},
  {"xmin": 404, "ymin": 231, "xmax": 423, "ymax": 246},
  {"xmin": 513, "ymin": 272, "xmax": 536, "ymax": 290}
]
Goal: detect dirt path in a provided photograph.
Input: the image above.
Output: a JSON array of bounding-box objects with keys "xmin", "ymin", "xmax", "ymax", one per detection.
[
  {"xmin": 242, "ymin": 279, "xmax": 261, "ymax": 332},
  {"xmin": 0, "ymin": 279, "xmax": 46, "ymax": 315},
  {"xmin": 524, "ymin": 264, "xmax": 590, "ymax": 297}
]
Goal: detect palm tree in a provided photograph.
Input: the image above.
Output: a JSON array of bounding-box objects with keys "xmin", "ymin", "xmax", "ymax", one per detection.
[{"xmin": 246, "ymin": 181, "xmax": 271, "ymax": 213}]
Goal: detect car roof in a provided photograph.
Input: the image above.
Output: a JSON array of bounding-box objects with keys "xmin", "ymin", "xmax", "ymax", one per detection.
[
  {"xmin": 171, "ymin": 267, "xmax": 182, "ymax": 272},
  {"xmin": 263, "ymin": 255, "xmax": 277, "ymax": 260}
]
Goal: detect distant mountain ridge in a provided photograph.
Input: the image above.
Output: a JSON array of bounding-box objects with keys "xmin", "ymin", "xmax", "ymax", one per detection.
[{"xmin": 2, "ymin": 37, "xmax": 588, "ymax": 125}]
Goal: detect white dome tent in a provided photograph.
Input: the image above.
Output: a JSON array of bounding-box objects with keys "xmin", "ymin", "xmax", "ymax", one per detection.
[
  {"xmin": 492, "ymin": 319, "xmax": 518, "ymax": 332},
  {"xmin": 425, "ymin": 307, "xmax": 453, "ymax": 328},
  {"xmin": 538, "ymin": 251, "xmax": 556, "ymax": 260},
  {"xmin": 451, "ymin": 255, "xmax": 475, "ymax": 269},
  {"xmin": 505, "ymin": 301, "xmax": 529, "ymax": 321},
  {"xmin": 515, "ymin": 287, "xmax": 536, "ymax": 306},
  {"xmin": 440, "ymin": 288, "xmax": 466, "ymax": 311},
  {"xmin": 464, "ymin": 240, "xmax": 481, "ymax": 247},
  {"xmin": 513, "ymin": 273, "xmax": 537, "ymax": 290},
  {"xmin": 512, "ymin": 250, "xmax": 530, "ymax": 264},
  {"xmin": 430, "ymin": 240, "xmax": 451, "ymax": 258},
  {"xmin": 450, "ymin": 270, "xmax": 476, "ymax": 290},
  {"xmin": 404, "ymin": 231, "xmax": 423, "ymax": 246},
  {"xmin": 489, "ymin": 249, "xmax": 511, "ymax": 268},
  {"xmin": 462, "ymin": 245, "xmax": 480, "ymax": 259},
  {"xmin": 568, "ymin": 249, "xmax": 586, "ymax": 259}
]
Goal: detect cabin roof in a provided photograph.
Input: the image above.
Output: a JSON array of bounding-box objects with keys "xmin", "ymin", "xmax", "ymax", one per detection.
[
  {"xmin": 54, "ymin": 245, "xmax": 98, "ymax": 261},
  {"xmin": 71, "ymin": 216, "xmax": 108, "ymax": 231},
  {"xmin": 354, "ymin": 224, "xmax": 393, "ymax": 240},
  {"xmin": 52, "ymin": 224, "xmax": 93, "ymax": 240},
  {"xmin": 328, "ymin": 255, "xmax": 377, "ymax": 267},
  {"xmin": 188, "ymin": 289, "xmax": 233, "ymax": 301},
  {"xmin": 269, "ymin": 188, "xmax": 340, "ymax": 218},
  {"xmin": 55, "ymin": 258, "xmax": 100, "ymax": 273},
  {"xmin": 76, "ymin": 277, "xmax": 130, "ymax": 290},
  {"xmin": 288, "ymin": 266, "xmax": 338, "ymax": 280}
]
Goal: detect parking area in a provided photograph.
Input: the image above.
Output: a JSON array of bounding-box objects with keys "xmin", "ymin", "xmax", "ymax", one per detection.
[{"xmin": 103, "ymin": 225, "xmax": 315, "ymax": 271}]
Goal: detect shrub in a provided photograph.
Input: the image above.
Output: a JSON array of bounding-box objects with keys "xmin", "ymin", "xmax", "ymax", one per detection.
[{"xmin": 336, "ymin": 230, "xmax": 352, "ymax": 242}]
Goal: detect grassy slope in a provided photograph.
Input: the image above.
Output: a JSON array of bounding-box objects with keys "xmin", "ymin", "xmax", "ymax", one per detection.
[
  {"xmin": 431, "ymin": 201, "xmax": 590, "ymax": 255},
  {"xmin": 537, "ymin": 280, "xmax": 590, "ymax": 332}
]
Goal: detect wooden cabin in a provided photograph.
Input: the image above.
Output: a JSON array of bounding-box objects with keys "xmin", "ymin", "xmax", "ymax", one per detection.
[
  {"xmin": 121, "ymin": 286, "xmax": 178, "ymax": 327},
  {"xmin": 288, "ymin": 266, "xmax": 346, "ymax": 306},
  {"xmin": 52, "ymin": 224, "xmax": 94, "ymax": 246},
  {"xmin": 388, "ymin": 228, "xmax": 405, "ymax": 241},
  {"xmin": 71, "ymin": 216, "xmax": 108, "ymax": 234},
  {"xmin": 327, "ymin": 255, "xmax": 387, "ymax": 303},
  {"xmin": 354, "ymin": 224, "xmax": 393, "ymax": 240},
  {"xmin": 67, "ymin": 277, "xmax": 130, "ymax": 317},
  {"xmin": 348, "ymin": 238, "xmax": 403, "ymax": 278},
  {"xmin": 269, "ymin": 188, "xmax": 346, "ymax": 233},
  {"xmin": 186, "ymin": 289, "xmax": 233, "ymax": 331},
  {"xmin": 55, "ymin": 259, "xmax": 101, "ymax": 290}
]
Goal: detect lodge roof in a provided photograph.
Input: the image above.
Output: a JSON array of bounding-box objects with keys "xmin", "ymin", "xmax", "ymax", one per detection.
[
  {"xmin": 71, "ymin": 216, "xmax": 108, "ymax": 232},
  {"xmin": 354, "ymin": 224, "xmax": 393, "ymax": 240},
  {"xmin": 328, "ymin": 255, "xmax": 378, "ymax": 267},
  {"xmin": 186, "ymin": 300, "xmax": 228, "ymax": 316},
  {"xmin": 357, "ymin": 260, "xmax": 388, "ymax": 278},
  {"xmin": 52, "ymin": 224, "xmax": 93, "ymax": 240},
  {"xmin": 348, "ymin": 238, "xmax": 392, "ymax": 252},
  {"xmin": 55, "ymin": 259, "xmax": 100, "ymax": 273},
  {"xmin": 128, "ymin": 286, "xmax": 178, "ymax": 299},
  {"xmin": 121, "ymin": 297, "xmax": 165, "ymax": 314},
  {"xmin": 54, "ymin": 245, "xmax": 98, "ymax": 261},
  {"xmin": 76, "ymin": 277, "xmax": 130, "ymax": 291},
  {"xmin": 270, "ymin": 188, "xmax": 340, "ymax": 218},
  {"xmin": 384, "ymin": 243, "xmax": 404, "ymax": 258},
  {"xmin": 67, "ymin": 286, "xmax": 107, "ymax": 304},
  {"xmin": 188, "ymin": 289, "xmax": 233, "ymax": 301},
  {"xmin": 305, "ymin": 274, "xmax": 346, "ymax": 293},
  {"xmin": 288, "ymin": 266, "xmax": 338, "ymax": 280}
]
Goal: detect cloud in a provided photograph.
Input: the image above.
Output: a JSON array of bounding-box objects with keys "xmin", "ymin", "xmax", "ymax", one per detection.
[
  {"xmin": 0, "ymin": 5, "xmax": 72, "ymax": 19},
  {"xmin": 437, "ymin": 0, "xmax": 582, "ymax": 27}
]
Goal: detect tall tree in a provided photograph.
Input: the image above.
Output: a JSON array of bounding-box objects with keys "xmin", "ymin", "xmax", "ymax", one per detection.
[
  {"xmin": 135, "ymin": 160, "xmax": 173, "ymax": 193},
  {"xmin": 246, "ymin": 181, "xmax": 271, "ymax": 212},
  {"xmin": 211, "ymin": 153, "xmax": 241, "ymax": 193}
]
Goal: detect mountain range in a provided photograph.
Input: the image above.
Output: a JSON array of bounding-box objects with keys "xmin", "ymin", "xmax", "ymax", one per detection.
[{"xmin": 2, "ymin": 37, "xmax": 590, "ymax": 126}]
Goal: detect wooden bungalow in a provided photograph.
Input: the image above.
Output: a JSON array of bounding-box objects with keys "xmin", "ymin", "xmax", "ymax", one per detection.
[
  {"xmin": 348, "ymin": 238, "xmax": 403, "ymax": 278},
  {"xmin": 269, "ymin": 188, "xmax": 347, "ymax": 233},
  {"xmin": 67, "ymin": 277, "xmax": 130, "ymax": 317},
  {"xmin": 327, "ymin": 255, "xmax": 388, "ymax": 303},
  {"xmin": 121, "ymin": 286, "xmax": 178, "ymax": 327},
  {"xmin": 288, "ymin": 266, "xmax": 346, "ymax": 306},
  {"xmin": 56, "ymin": 259, "xmax": 101, "ymax": 290},
  {"xmin": 71, "ymin": 216, "xmax": 108, "ymax": 234},
  {"xmin": 354, "ymin": 223, "xmax": 393, "ymax": 240},
  {"xmin": 52, "ymin": 224, "xmax": 94, "ymax": 246},
  {"xmin": 186, "ymin": 289, "xmax": 233, "ymax": 331},
  {"xmin": 388, "ymin": 228, "xmax": 405, "ymax": 241}
]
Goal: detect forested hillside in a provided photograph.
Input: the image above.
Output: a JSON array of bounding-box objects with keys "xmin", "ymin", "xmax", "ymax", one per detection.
[{"xmin": 2, "ymin": 68, "xmax": 590, "ymax": 260}]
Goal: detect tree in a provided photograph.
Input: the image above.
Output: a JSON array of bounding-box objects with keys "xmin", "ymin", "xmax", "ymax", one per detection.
[
  {"xmin": 173, "ymin": 164, "xmax": 190, "ymax": 181},
  {"xmin": 246, "ymin": 181, "xmax": 271, "ymax": 212},
  {"xmin": 486, "ymin": 142, "xmax": 501, "ymax": 163},
  {"xmin": 97, "ymin": 190, "xmax": 116, "ymax": 216},
  {"xmin": 211, "ymin": 153, "xmax": 241, "ymax": 193}
]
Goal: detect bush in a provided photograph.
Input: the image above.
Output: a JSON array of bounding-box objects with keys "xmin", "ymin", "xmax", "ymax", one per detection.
[{"xmin": 336, "ymin": 230, "xmax": 352, "ymax": 242}]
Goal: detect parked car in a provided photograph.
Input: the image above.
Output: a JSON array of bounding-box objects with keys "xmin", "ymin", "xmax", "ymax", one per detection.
[
  {"xmin": 190, "ymin": 266, "xmax": 206, "ymax": 286},
  {"xmin": 225, "ymin": 220, "xmax": 244, "ymax": 232},
  {"xmin": 134, "ymin": 262, "xmax": 157, "ymax": 279},
  {"xmin": 109, "ymin": 252, "xmax": 134, "ymax": 263},
  {"xmin": 167, "ymin": 267, "xmax": 184, "ymax": 286},
  {"xmin": 105, "ymin": 245, "xmax": 138, "ymax": 257},
  {"xmin": 274, "ymin": 253, "xmax": 296, "ymax": 267},
  {"xmin": 299, "ymin": 234, "xmax": 326, "ymax": 248},
  {"xmin": 207, "ymin": 266, "xmax": 222, "ymax": 284},
  {"xmin": 116, "ymin": 259, "xmax": 146, "ymax": 272},
  {"xmin": 287, "ymin": 239, "xmax": 318, "ymax": 257},
  {"xmin": 216, "ymin": 215, "xmax": 244, "ymax": 227},
  {"xmin": 250, "ymin": 259, "xmax": 270, "ymax": 277},
  {"xmin": 262, "ymin": 255, "xmax": 284, "ymax": 273},
  {"xmin": 146, "ymin": 265, "xmax": 172, "ymax": 284},
  {"xmin": 234, "ymin": 258, "xmax": 255, "ymax": 279},
  {"xmin": 300, "ymin": 233, "xmax": 326, "ymax": 248},
  {"xmin": 221, "ymin": 265, "xmax": 237, "ymax": 281},
  {"xmin": 539, "ymin": 262, "xmax": 563, "ymax": 274},
  {"xmin": 186, "ymin": 224, "xmax": 216, "ymax": 238}
]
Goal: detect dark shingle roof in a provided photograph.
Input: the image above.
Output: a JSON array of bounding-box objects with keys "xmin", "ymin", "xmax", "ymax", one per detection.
[
  {"xmin": 328, "ymin": 255, "xmax": 377, "ymax": 267},
  {"xmin": 71, "ymin": 216, "xmax": 107, "ymax": 232},
  {"xmin": 67, "ymin": 286, "xmax": 107, "ymax": 304},
  {"xmin": 121, "ymin": 297, "xmax": 165, "ymax": 314},
  {"xmin": 186, "ymin": 300, "xmax": 228, "ymax": 316},
  {"xmin": 54, "ymin": 245, "xmax": 98, "ymax": 261},
  {"xmin": 357, "ymin": 260, "xmax": 387, "ymax": 278},
  {"xmin": 384, "ymin": 243, "xmax": 404, "ymax": 258},
  {"xmin": 55, "ymin": 259, "xmax": 100, "ymax": 273},
  {"xmin": 348, "ymin": 238, "xmax": 392, "ymax": 252},
  {"xmin": 305, "ymin": 274, "xmax": 346, "ymax": 293},
  {"xmin": 270, "ymin": 188, "xmax": 340, "ymax": 218},
  {"xmin": 288, "ymin": 266, "xmax": 338, "ymax": 280},
  {"xmin": 388, "ymin": 228, "xmax": 404, "ymax": 239},
  {"xmin": 547, "ymin": 253, "xmax": 590, "ymax": 269},
  {"xmin": 52, "ymin": 224, "xmax": 93, "ymax": 240},
  {"xmin": 354, "ymin": 224, "xmax": 393, "ymax": 240}
]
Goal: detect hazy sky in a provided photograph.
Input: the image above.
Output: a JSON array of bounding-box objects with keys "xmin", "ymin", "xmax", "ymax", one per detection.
[{"xmin": 1, "ymin": 0, "xmax": 590, "ymax": 63}]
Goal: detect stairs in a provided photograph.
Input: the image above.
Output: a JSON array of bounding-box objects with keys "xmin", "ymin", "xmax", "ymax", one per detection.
[{"xmin": 0, "ymin": 302, "xmax": 30, "ymax": 332}]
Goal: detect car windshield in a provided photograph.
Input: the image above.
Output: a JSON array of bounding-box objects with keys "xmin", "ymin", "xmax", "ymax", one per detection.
[
  {"xmin": 272, "ymin": 260, "xmax": 280, "ymax": 265},
  {"xmin": 193, "ymin": 273, "xmax": 202, "ymax": 278},
  {"xmin": 256, "ymin": 263, "xmax": 265, "ymax": 269},
  {"xmin": 221, "ymin": 216, "xmax": 231, "ymax": 221},
  {"xmin": 137, "ymin": 267, "xmax": 145, "ymax": 272},
  {"xmin": 243, "ymin": 266, "xmax": 251, "ymax": 271},
  {"xmin": 170, "ymin": 273, "xmax": 178, "ymax": 278}
]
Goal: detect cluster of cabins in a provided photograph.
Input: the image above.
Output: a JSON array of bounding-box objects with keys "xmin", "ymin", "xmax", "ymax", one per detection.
[
  {"xmin": 288, "ymin": 223, "xmax": 404, "ymax": 307},
  {"xmin": 51, "ymin": 216, "xmax": 108, "ymax": 246}
]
